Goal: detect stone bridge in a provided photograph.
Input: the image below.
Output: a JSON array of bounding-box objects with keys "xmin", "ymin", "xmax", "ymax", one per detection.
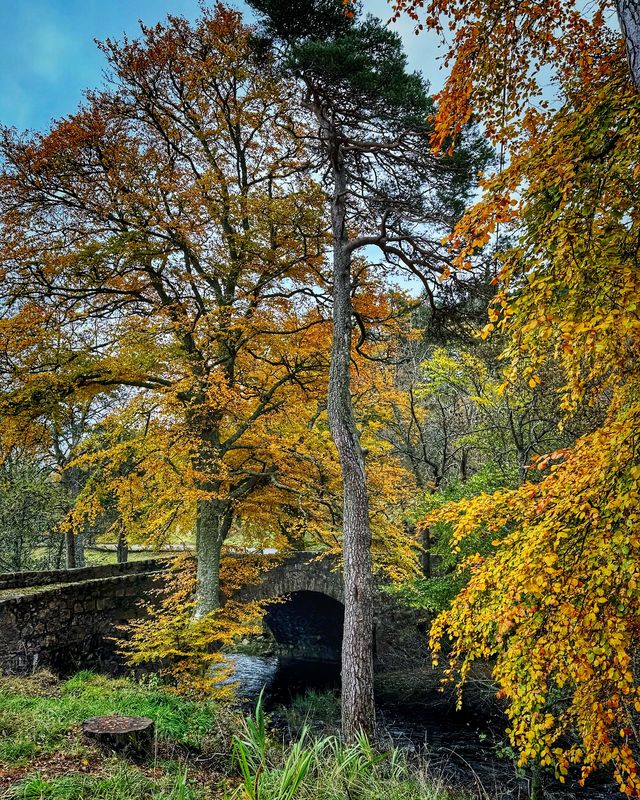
[
  {"xmin": 0, "ymin": 551, "xmax": 429, "ymax": 677},
  {"xmin": 232, "ymin": 552, "xmax": 345, "ymax": 662},
  {"xmin": 233, "ymin": 552, "xmax": 427, "ymax": 668}
]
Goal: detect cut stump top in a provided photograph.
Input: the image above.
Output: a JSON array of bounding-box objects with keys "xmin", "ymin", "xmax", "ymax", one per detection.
[{"xmin": 82, "ymin": 715, "xmax": 154, "ymax": 734}]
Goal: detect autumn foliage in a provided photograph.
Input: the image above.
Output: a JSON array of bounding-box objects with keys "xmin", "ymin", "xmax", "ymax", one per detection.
[
  {"xmin": 4, "ymin": 0, "xmax": 640, "ymax": 785},
  {"xmin": 392, "ymin": 0, "xmax": 640, "ymax": 792},
  {"xmin": 120, "ymin": 553, "xmax": 268, "ymax": 697},
  {"xmin": 0, "ymin": 4, "xmax": 421, "ymax": 684}
]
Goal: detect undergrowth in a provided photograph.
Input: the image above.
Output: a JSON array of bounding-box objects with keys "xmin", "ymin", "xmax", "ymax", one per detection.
[
  {"xmin": 0, "ymin": 671, "xmax": 217, "ymax": 765},
  {"xmin": 279, "ymin": 690, "xmax": 341, "ymax": 736},
  {"xmin": 0, "ymin": 674, "xmax": 479, "ymax": 800},
  {"xmin": 230, "ymin": 693, "xmax": 468, "ymax": 800}
]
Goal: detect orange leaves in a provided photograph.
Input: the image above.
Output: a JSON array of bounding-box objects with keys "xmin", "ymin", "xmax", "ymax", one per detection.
[
  {"xmin": 395, "ymin": 0, "xmax": 616, "ymax": 154},
  {"xmin": 0, "ymin": 6, "xmax": 341, "ymax": 567},
  {"xmin": 342, "ymin": 0, "xmax": 356, "ymax": 19}
]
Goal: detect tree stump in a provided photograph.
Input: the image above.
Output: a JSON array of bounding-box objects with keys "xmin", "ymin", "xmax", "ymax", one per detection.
[{"xmin": 82, "ymin": 715, "xmax": 155, "ymax": 761}]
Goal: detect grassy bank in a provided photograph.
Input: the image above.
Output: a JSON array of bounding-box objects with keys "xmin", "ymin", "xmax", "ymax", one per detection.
[{"xmin": 0, "ymin": 672, "xmax": 476, "ymax": 800}]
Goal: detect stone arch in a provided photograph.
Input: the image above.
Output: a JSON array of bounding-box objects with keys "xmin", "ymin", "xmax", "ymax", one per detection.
[
  {"xmin": 231, "ymin": 553, "xmax": 344, "ymax": 661},
  {"xmin": 233, "ymin": 552, "xmax": 344, "ymax": 605},
  {"xmin": 264, "ymin": 590, "xmax": 344, "ymax": 661}
]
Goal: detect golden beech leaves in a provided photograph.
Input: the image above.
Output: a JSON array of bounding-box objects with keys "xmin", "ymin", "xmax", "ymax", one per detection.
[
  {"xmin": 0, "ymin": 4, "xmax": 419, "ymax": 621},
  {"xmin": 425, "ymin": 397, "xmax": 640, "ymax": 791},
  {"xmin": 392, "ymin": 0, "xmax": 619, "ymax": 153},
  {"xmin": 395, "ymin": 0, "xmax": 640, "ymax": 792},
  {"xmin": 120, "ymin": 553, "xmax": 267, "ymax": 697}
]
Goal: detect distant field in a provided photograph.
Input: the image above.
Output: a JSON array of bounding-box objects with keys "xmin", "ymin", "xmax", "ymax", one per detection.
[
  {"xmin": 25, "ymin": 547, "xmax": 176, "ymax": 570},
  {"xmin": 82, "ymin": 548, "xmax": 166, "ymax": 565}
]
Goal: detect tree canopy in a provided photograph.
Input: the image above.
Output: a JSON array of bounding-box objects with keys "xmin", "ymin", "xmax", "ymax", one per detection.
[{"xmin": 392, "ymin": 0, "xmax": 640, "ymax": 792}]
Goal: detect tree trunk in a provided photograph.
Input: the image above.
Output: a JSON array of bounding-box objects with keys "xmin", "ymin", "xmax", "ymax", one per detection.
[
  {"xmin": 616, "ymin": 0, "xmax": 640, "ymax": 88},
  {"xmin": 82, "ymin": 715, "xmax": 155, "ymax": 762},
  {"xmin": 75, "ymin": 529, "xmax": 85, "ymax": 567},
  {"xmin": 194, "ymin": 499, "xmax": 231, "ymax": 618},
  {"xmin": 64, "ymin": 527, "xmax": 85, "ymax": 569},
  {"xmin": 327, "ymin": 147, "xmax": 376, "ymax": 742},
  {"xmin": 530, "ymin": 765, "xmax": 544, "ymax": 800},
  {"xmin": 116, "ymin": 524, "xmax": 129, "ymax": 564},
  {"xmin": 53, "ymin": 533, "xmax": 65, "ymax": 569},
  {"xmin": 460, "ymin": 447, "xmax": 469, "ymax": 482},
  {"xmin": 61, "ymin": 465, "xmax": 84, "ymax": 569},
  {"xmin": 65, "ymin": 528, "xmax": 76, "ymax": 569}
]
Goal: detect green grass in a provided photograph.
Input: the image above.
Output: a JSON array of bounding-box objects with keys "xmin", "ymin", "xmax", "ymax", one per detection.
[
  {"xmin": 0, "ymin": 672, "xmax": 217, "ymax": 766},
  {"xmin": 81, "ymin": 549, "xmax": 166, "ymax": 566},
  {"xmin": 231, "ymin": 695, "xmax": 470, "ymax": 800},
  {"xmin": 26, "ymin": 547, "xmax": 170, "ymax": 568},
  {"xmin": 6, "ymin": 762, "xmax": 206, "ymax": 800},
  {"xmin": 0, "ymin": 674, "xmax": 479, "ymax": 800}
]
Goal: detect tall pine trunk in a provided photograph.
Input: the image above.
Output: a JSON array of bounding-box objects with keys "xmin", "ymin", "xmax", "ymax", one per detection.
[
  {"xmin": 616, "ymin": 0, "xmax": 640, "ymax": 87},
  {"xmin": 327, "ymin": 145, "xmax": 376, "ymax": 741}
]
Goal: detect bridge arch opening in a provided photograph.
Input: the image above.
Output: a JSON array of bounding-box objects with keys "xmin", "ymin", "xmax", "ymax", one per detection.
[{"xmin": 263, "ymin": 590, "xmax": 344, "ymax": 662}]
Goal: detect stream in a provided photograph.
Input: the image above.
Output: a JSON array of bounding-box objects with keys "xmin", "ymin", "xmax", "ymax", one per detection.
[{"xmin": 224, "ymin": 653, "xmax": 618, "ymax": 800}]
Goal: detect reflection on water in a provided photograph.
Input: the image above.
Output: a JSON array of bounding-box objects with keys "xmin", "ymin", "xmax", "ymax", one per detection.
[
  {"xmin": 223, "ymin": 653, "xmax": 615, "ymax": 800},
  {"xmin": 222, "ymin": 653, "xmax": 340, "ymax": 703},
  {"xmin": 221, "ymin": 653, "xmax": 279, "ymax": 697}
]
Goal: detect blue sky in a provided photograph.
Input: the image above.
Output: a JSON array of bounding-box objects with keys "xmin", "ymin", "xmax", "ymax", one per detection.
[{"xmin": 0, "ymin": 0, "xmax": 444, "ymax": 133}]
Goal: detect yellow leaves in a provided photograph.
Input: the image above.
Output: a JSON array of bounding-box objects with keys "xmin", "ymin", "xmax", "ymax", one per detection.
[
  {"xmin": 0, "ymin": 4, "xmax": 345, "ymax": 559},
  {"xmin": 480, "ymin": 322, "xmax": 493, "ymax": 340},
  {"xmin": 119, "ymin": 553, "xmax": 267, "ymax": 697},
  {"xmin": 421, "ymin": 396, "xmax": 640, "ymax": 792}
]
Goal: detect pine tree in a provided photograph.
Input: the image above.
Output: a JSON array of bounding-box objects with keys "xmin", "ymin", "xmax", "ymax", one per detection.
[{"xmin": 248, "ymin": 0, "xmax": 488, "ymax": 739}]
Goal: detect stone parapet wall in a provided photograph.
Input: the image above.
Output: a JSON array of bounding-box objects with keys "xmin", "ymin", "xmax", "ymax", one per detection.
[
  {"xmin": 0, "ymin": 558, "xmax": 171, "ymax": 592},
  {"xmin": 0, "ymin": 563, "xmax": 166, "ymax": 676}
]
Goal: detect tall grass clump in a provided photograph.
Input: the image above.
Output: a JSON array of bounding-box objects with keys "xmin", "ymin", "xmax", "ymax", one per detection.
[
  {"xmin": 230, "ymin": 693, "xmax": 468, "ymax": 800},
  {"xmin": 231, "ymin": 691, "xmax": 326, "ymax": 800}
]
